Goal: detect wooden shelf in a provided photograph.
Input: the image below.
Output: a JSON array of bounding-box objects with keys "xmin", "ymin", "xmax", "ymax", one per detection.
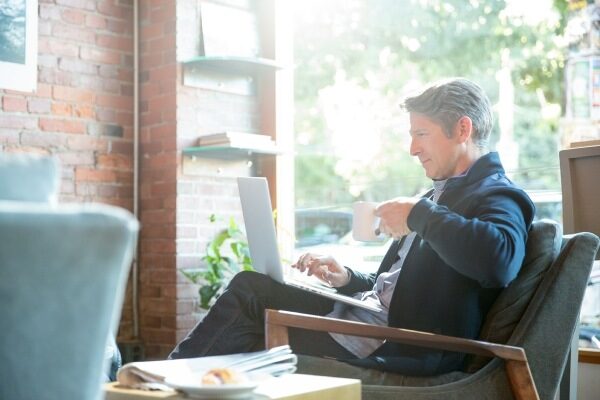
[
  {"xmin": 182, "ymin": 56, "xmax": 284, "ymax": 74},
  {"xmin": 182, "ymin": 145, "xmax": 281, "ymax": 160},
  {"xmin": 579, "ymin": 348, "xmax": 600, "ymax": 364}
]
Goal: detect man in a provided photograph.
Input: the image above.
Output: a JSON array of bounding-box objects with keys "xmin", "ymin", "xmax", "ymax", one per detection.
[{"xmin": 170, "ymin": 78, "xmax": 535, "ymax": 376}]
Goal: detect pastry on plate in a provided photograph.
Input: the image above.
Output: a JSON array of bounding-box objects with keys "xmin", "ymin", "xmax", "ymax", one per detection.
[{"xmin": 201, "ymin": 368, "xmax": 247, "ymax": 385}]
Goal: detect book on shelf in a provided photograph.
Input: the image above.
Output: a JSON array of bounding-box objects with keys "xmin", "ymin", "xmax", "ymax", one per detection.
[
  {"xmin": 197, "ymin": 132, "xmax": 277, "ymax": 150},
  {"xmin": 116, "ymin": 345, "xmax": 297, "ymax": 391},
  {"xmin": 198, "ymin": 132, "xmax": 274, "ymax": 144}
]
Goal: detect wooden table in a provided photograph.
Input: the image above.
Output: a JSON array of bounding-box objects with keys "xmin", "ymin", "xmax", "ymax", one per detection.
[{"xmin": 104, "ymin": 373, "xmax": 361, "ymax": 400}]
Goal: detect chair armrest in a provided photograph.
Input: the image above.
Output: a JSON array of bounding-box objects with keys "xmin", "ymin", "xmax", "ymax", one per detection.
[
  {"xmin": 264, "ymin": 309, "xmax": 539, "ymax": 400},
  {"xmin": 265, "ymin": 309, "xmax": 524, "ymax": 360}
]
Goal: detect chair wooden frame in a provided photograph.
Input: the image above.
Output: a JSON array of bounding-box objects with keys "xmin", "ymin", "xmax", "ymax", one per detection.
[{"xmin": 265, "ymin": 309, "xmax": 540, "ymax": 400}]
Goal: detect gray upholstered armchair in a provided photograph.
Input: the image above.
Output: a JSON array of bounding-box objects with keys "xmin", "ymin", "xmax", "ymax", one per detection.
[
  {"xmin": 265, "ymin": 220, "xmax": 600, "ymax": 400},
  {"xmin": 0, "ymin": 154, "xmax": 139, "ymax": 400}
]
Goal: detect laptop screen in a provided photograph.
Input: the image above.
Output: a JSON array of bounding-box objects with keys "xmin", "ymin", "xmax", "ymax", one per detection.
[{"xmin": 237, "ymin": 177, "xmax": 285, "ymax": 283}]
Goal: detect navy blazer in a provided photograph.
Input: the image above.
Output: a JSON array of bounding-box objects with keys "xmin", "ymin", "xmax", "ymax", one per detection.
[{"xmin": 338, "ymin": 152, "xmax": 535, "ymax": 375}]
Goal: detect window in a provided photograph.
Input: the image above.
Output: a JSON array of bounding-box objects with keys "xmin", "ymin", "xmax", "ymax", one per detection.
[{"xmin": 292, "ymin": 0, "xmax": 564, "ymax": 270}]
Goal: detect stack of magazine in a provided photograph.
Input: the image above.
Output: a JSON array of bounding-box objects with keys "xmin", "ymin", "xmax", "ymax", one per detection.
[
  {"xmin": 116, "ymin": 345, "xmax": 297, "ymax": 390},
  {"xmin": 197, "ymin": 132, "xmax": 277, "ymax": 152}
]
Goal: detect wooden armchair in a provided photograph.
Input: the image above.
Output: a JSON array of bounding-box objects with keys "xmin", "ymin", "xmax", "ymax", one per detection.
[
  {"xmin": 266, "ymin": 309, "xmax": 538, "ymax": 399},
  {"xmin": 264, "ymin": 221, "xmax": 600, "ymax": 400}
]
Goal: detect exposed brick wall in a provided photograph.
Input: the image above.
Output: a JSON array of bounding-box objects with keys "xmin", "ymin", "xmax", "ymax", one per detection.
[
  {"xmin": 0, "ymin": 0, "xmax": 134, "ymax": 209},
  {"xmin": 172, "ymin": 0, "xmax": 262, "ymax": 350},
  {"xmin": 0, "ymin": 0, "xmax": 276, "ymax": 361},
  {"xmin": 0, "ymin": 0, "xmax": 136, "ymax": 338},
  {"xmin": 137, "ymin": 0, "xmax": 263, "ymax": 359},
  {"xmin": 138, "ymin": 0, "xmax": 178, "ymax": 359}
]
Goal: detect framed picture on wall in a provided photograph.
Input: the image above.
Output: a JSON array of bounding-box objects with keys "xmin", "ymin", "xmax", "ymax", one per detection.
[
  {"xmin": 199, "ymin": 2, "xmax": 260, "ymax": 58},
  {"xmin": 0, "ymin": 0, "xmax": 37, "ymax": 92}
]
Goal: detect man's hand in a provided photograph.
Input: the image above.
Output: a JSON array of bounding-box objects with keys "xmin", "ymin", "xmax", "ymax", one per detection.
[
  {"xmin": 291, "ymin": 253, "xmax": 350, "ymax": 287},
  {"xmin": 375, "ymin": 197, "xmax": 420, "ymax": 239}
]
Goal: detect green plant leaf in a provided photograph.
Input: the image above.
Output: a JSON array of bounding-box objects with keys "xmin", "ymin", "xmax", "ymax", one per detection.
[
  {"xmin": 219, "ymin": 257, "xmax": 236, "ymax": 274},
  {"xmin": 206, "ymin": 243, "xmax": 218, "ymax": 259},
  {"xmin": 180, "ymin": 269, "xmax": 203, "ymax": 284},
  {"xmin": 191, "ymin": 214, "xmax": 254, "ymax": 309},
  {"xmin": 211, "ymin": 230, "xmax": 229, "ymax": 251},
  {"xmin": 228, "ymin": 216, "xmax": 238, "ymax": 233},
  {"xmin": 208, "ymin": 262, "xmax": 219, "ymax": 280},
  {"xmin": 228, "ymin": 258, "xmax": 240, "ymax": 273},
  {"xmin": 199, "ymin": 284, "xmax": 220, "ymax": 309},
  {"xmin": 230, "ymin": 241, "xmax": 242, "ymax": 259}
]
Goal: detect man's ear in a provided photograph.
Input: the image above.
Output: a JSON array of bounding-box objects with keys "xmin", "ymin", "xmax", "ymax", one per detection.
[{"xmin": 455, "ymin": 116, "xmax": 473, "ymax": 143}]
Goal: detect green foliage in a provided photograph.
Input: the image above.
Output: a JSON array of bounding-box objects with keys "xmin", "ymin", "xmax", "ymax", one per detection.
[
  {"xmin": 295, "ymin": 154, "xmax": 353, "ymax": 207},
  {"xmin": 293, "ymin": 0, "xmax": 569, "ymax": 205},
  {"xmin": 180, "ymin": 215, "xmax": 253, "ymax": 310}
]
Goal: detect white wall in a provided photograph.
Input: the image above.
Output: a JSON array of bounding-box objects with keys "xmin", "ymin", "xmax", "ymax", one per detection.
[{"xmin": 577, "ymin": 362, "xmax": 600, "ymax": 400}]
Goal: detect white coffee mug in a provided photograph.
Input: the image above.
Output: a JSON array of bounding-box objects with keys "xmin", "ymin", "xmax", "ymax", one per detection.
[{"xmin": 352, "ymin": 201, "xmax": 381, "ymax": 242}]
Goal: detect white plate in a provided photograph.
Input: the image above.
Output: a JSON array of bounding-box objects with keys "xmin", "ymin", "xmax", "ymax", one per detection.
[{"xmin": 164, "ymin": 377, "xmax": 258, "ymax": 399}]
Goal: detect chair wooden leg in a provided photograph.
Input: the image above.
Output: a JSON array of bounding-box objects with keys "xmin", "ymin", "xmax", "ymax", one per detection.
[
  {"xmin": 265, "ymin": 314, "xmax": 290, "ymax": 349},
  {"xmin": 505, "ymin": 359, "xmax": 540, "ymax": 400}
]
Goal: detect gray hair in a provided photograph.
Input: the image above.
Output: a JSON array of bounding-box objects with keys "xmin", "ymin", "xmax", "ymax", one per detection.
[{"xmin": 401, "ymin": 78, "xmax": 493, "ymax": 148}]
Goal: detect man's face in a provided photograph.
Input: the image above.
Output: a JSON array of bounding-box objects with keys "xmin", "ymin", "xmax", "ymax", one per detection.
[{"xmin": 409, "ymin": 113, "xmax": 465, "ymax": 180}]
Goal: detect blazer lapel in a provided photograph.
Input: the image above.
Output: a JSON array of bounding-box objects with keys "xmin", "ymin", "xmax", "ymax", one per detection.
[{"xmin": 377, "ymin": 238, "xmax": 403, "ymax": 274}]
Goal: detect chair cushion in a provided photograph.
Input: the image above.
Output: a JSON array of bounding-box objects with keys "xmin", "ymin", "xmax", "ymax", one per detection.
[
  {"xmin": 0, "ymin": 153, "xmax": 59, "ymax": 203},
  {"xmin": 296, "ymin": 354, "xmax": 469, "ymax": 386},
  {"xmin": 465, "ymin": 219, "xmax": 562, "ymax": 372}
]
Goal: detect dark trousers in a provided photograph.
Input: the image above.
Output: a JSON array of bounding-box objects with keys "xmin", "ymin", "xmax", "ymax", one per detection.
[{"xmin": 169, "ymin": 271, "xmax": 356, "ymax": 360}]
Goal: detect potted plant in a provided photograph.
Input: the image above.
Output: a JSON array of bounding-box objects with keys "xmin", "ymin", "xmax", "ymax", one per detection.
[{"xmin": 181, "ymin": 214, "xmax": 254, "ymax": 309}]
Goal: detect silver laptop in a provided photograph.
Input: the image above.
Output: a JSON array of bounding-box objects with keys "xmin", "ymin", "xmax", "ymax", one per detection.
[{"xmin": 237, "ymin": 177, "xmax": 383, "ymax": 313}]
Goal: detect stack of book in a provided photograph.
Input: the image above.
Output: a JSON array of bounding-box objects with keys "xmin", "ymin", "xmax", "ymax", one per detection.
[{"xmin": 197, "ymin": 132, "xmax": 277, "ymax": 152}]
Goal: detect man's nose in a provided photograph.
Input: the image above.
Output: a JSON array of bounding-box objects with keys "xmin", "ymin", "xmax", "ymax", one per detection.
[{"xmin": 410, "ymin": 139, "xmax": 420, "ymax": 156}]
